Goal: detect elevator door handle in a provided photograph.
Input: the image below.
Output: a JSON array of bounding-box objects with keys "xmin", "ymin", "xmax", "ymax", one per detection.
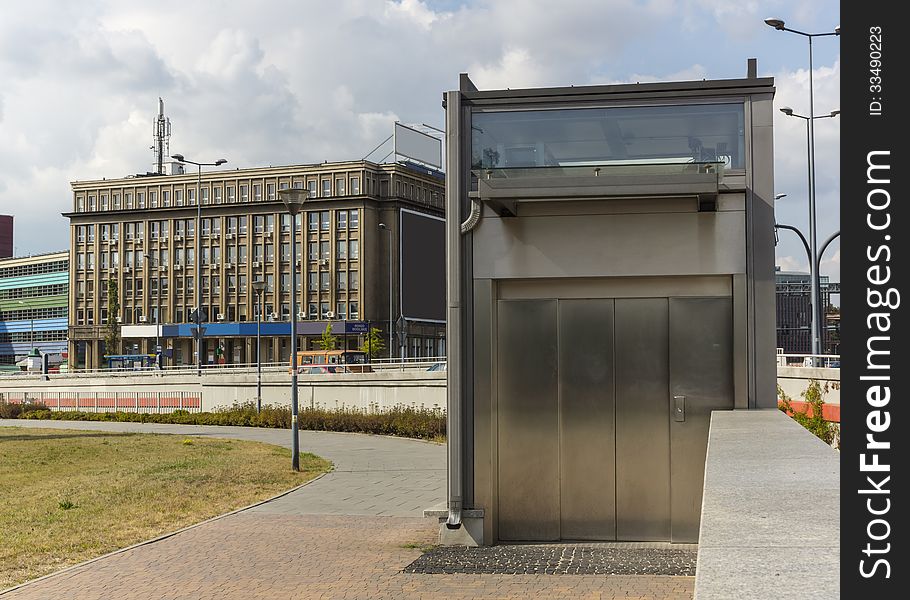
[{"xmin": 673, "ymin": 395, "xmax": 686, "ymax": 422}]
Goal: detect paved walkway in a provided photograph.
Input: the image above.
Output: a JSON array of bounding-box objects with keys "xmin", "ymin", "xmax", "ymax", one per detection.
[{"xmin": 0, "ymin": 420, "xmax": 693, "ymax": 599}]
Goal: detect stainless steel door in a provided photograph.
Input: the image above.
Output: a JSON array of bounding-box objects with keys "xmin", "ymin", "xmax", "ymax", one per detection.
[
  {"xmin": 615, "ymin": 298, "xmax": 671, "ymax": 541},
  {"xmin": 669, "ymin": 297, "xmax": 734, "ymax": 542},
  {"xmin": 558, "ymin": 299, "xmax": 616, "ymax": 540},
  {"xmin": 497, "ymin": 299, "xmax": 559, "ymax": 541}
]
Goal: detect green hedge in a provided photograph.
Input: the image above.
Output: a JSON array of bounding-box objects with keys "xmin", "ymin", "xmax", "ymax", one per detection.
[{"xmin": 8, "ymin": 402, "xmax": 446, "ymax": 441}]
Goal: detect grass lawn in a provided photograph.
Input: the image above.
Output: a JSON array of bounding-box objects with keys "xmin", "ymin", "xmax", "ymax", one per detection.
[{"xmin": 0, "ymin": 427, "xmax": 331, "ymax": 588}]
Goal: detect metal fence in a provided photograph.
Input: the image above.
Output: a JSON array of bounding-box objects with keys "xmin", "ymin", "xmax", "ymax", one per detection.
[{"xmin": 0, "ymin": 390, "xmax": 203, "ymax": 413}]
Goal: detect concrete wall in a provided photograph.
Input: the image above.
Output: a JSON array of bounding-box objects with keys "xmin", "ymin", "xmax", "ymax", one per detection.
[
  {"xmin": 0, "ymin": 371, "xmax": 446, "ymax": 413},
  {"xmin": 694, "ymin": 410, "xmax": 838, "ymax": 599},
  {"xmin": 776, "ymin": 366, "xmax": 840, "ymax": 406}
]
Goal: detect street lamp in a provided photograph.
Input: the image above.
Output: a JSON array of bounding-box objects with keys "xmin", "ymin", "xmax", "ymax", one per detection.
[
  {"xmin": 170, "ymin": 154, "xmax": 227, "ymax": 375},
  {"xmin": 776, "ymin": 106, "xmax": 839, "ymax": 360},
  {"xmin": 252, "ymin": 279, "xmax": 267, "ymax": 413},
  {"xmin": 765, "ymin": 18, "xmax": 839, "ymax": 363},
  {"xmin": 278, "ymin": 187, "xmax": 310, "ymax": 472},
  {"xmin": 378, "ymin": 223, "xmax": 393, "ymax": 360}
]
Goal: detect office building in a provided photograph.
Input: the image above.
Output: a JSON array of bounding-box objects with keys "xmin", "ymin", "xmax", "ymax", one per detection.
[
  {"xmin": 66, "ymin": 160, "xmax": 444, "ymax": 369},
  {"xmin": 0, "ymin": 215, "xmax": 12, "ymax": 258},
  {"xmin": 775, "ymin": 267, "xmax": 840, "ymax": 354},
  {"xmin": 0, "ymin": 251, "xmax": 69, "ymax": 369}
]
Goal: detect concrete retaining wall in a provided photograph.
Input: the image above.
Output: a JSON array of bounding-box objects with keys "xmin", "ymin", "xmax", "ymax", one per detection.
[
  {"xmin": 776, "ymin": 366, "xmax": 840, "ymax": 405},
  {"xmin": 694, "ymin": 410, "xmax": 839, "ymax": 600},
  {"xmin": 0, "ymin": 371, "xmax": 447, "ymax": 413}
]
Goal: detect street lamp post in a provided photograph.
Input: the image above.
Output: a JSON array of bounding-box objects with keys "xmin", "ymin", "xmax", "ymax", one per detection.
[
  {"xmin": 777, "ymin": 106, "xmax": 839, "ymax": 360},
  {"xmin": 278, "ymin": 188, "xmax": 310, "ymax": 472},
  {"xmin": 252, "ymin": 279, "xmax": 267, "ymax": 413},
  {"xmin": 170, "ymin": 154, "xmax": 227, "ymax": 375},
  {"xmin": 378, "ymin": 223, "xmax": 393, "ymax": 360},
  {"xmin": 765, "ymin": 17, "xmax": 839, "ymax": 363}
]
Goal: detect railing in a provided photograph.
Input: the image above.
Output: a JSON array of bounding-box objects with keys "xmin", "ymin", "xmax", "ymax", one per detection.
[
  {"xmin": 775, "ymin": 352, "xmax": 840, "ymax": 368},
  {"xmin": 0, "ymin": 358, "xmax": 448, "ymax": 380}
]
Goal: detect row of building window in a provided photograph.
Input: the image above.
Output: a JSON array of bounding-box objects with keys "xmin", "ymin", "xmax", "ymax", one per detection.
[
  {"xmin": 0, "ymin": 307, "xmax": 68, "ymax": 321},
  {"xmin": 78, "ymin": 270, "xmax": 360, "ymax": 297},
  {"xmin": 76, "ymin": 177, "xmax": 366, "ymax": 213},
  {"xmin": 0, "ymin": 283, "xmax": 68, "ymax": 299},
  {"xmin": 75, "ymin": 240, "xmax": 360, "ymax": 271},
  {"xmin": 0, "ymin": 260, "xmax": 69, "ymax": 280},
  {"xmin": 76, "ymin": 211, "xmax": 361, "ymax": 244},
  {"xmin": 0, "ymin": 330, "xmax": 68, "ymax": 343}
]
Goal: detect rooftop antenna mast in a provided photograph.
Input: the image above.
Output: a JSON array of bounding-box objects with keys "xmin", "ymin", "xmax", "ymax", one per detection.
[{"xmin": 151, "ymin": 97, "xmax": 171, "ymax": 175}]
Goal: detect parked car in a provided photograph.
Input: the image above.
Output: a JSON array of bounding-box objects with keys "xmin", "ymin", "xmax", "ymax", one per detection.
[{"xmin": 427, "ymin": 362, "xmax": 446, "ymax": 372}]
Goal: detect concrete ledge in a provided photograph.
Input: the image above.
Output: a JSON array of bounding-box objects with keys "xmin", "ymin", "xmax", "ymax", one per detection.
[{"xmin": 694, "ymin": 410, "xmax": 839, "ymax": 600}]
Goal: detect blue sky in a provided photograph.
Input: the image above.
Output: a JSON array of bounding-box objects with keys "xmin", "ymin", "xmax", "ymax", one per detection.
[{"xmin": 0, "ymin": 0, "xmax": 840, "ymax": 281}]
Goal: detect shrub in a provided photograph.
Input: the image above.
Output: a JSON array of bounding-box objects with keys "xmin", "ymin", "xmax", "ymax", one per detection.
[
  {"xmin": 0, "ymin": 401, "xmax": 49, "ymax": 419},
  {"xmin": 778, "ymin": 381, "xmax": 838, "ymax": 448},
  {"xmin": 15, "ymin": 402, "xmax": 446, "ymax": 441}
]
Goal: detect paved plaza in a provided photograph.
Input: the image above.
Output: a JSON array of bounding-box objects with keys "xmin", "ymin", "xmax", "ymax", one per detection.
[{"xmin": 0, "ymin": 420, "xmax": 694, "ymax": 599}]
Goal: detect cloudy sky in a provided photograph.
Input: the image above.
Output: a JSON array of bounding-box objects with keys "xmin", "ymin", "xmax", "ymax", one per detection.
[{"xmin": 0, "ymin": 0, "xmax": 840, "ymax": 281}]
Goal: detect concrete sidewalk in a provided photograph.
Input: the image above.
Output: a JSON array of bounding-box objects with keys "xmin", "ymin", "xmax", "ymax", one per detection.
[{"xmin": 0, "ymin": 420, "xmax": 693, "ymax": 599}]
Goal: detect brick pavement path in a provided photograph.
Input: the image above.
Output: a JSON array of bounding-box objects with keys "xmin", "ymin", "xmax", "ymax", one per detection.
[{"xmin": 0, "ymin": 420, "xmax": 693, "ymax": 599}]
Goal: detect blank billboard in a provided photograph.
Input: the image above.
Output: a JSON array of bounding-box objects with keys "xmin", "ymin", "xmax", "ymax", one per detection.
[
  {"xmin": 400, "ymin": 209, "xmax": 445, "ymax": 322},
  {"xmin": 394, "ymin": 122, "xmax": 442, "ymax": 168}
]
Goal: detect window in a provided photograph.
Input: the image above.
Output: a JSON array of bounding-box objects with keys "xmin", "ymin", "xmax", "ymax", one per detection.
[
  {"xmin": 149, "ymin": 191, "xmax": 157, "ymax": 208},
  {"xmin": 337, "ymin": 211, "xmax": 347, "ymax": 229},
  {"xmin": 281, "ymin": 273, "xmax": 290, "ymax": 292},
  {"xmin": 187, "ymin": 188, "xmax": 195, "ymax": 205},
  {"xmin": 212, "ymin": 246, "xmax": 221, "ymax": 264},
  {"xmin": 101, "ymin": 195, "xmax": 109, "ymax": 210},
  {"xmin": 321, "ymin": 211, "xmax": 330, "ymax": 230},
  {"xmin": 309, "ymin": 303, "xmax": 318, "ymax": 318},
  {"xmin": 351, "ymin": 177, "xmax": 360, "ymax": 195},
  {"xmin": 201, "ymin": 187, "xmax": 209, "ymax": 204},
  {"xmin": 349, "ymin": 302, "xmax": 359, "ymax": 319},
  {"xmin": 162, "ymin": 190, "xmax": 170, "ymax": 206},
  {"xmin": 308, "ymin": 212, "xmax": 319, "ymax": 232},
  {"xmin": 238, "ymin": 245, "xmax": 248, "ymax": 264},
  {"xmin": 175, "ymin": 189, "xmax": 183, "ymax": 206},
  {"xmin": 321, "ymin": 179, "xmax": 331, "ymax": 197},
  {"xmin": 238, "ymin": 216, "xmax": 248, "ymax": 235},
  {"xmin": 350, "ymin": 210, "xmax": 359, "ymax": 229},
  {"xmin": 472, "ymin": 102, "xmax": 747, "ymax": 170},
  {"xmin": 88, "ymin": 225, "xmax": 95, "ymax": 242},
  {"xmin": 337, "ymin": 271, "xmax": 347, "ymax": 290},
  {"xmin": 337, "ymin": 240, "xmax": 347, "ymax": 259},
  {"xmin": 265, "ymin": 215, "xmax": 274, "ymax": 233},
  {"xmin": 201, "ymin": 219, "xmax": 211, "ymax": 236},
  {"xmin": 174, "ymin": 220, "xmax": 185, "ymax": 237},
  {"xmin": 266, "ymin": 274, "xmax": 274, "ymax": 293},
  {"xmin": 186, "ymin": 220, "xmax": 195, "ymax": 238},
  {"xmin": 349, "ymin": 240, "xmax": 359, "ymax": 259},
  {"xmin": 320, "ymin": 302, "xmax": 329, "ymax": 318},
  {"xmin": 227, "ymin": 217, "xmax": 238, "ymax": 235},
  {"xmin": 213, "ymin": 187, "xmax": 222, "ymax": 203},
  {"xmin": 137, "ymin": 192, "xmax": 145, "ymax": 208},
  {"xmin": 226, "ymin": 186, "xmax": 235, "ymax": 202},
  {"xmin": 293, "ymin": 180, "xmax": 304, "ymax": 189},
  {"xmin": 320, "ymin": 271, "xmax": 330, "ymax": 290},
  {"xmin": 307, "ymin": 180, "xmax": 317, "ymax": 197},
  {"xmin": 281, "ymin": 243, "xmax": 290, "ymax": 262},
  {"xmin": 254, "ymin": 183, "xmax": 262, "ymax": 201},
  {"xmin": 335, "ymin": 178, "xmax": 345, "ymax": 196},
  {"xmin": 279, "ymin": 181, "xmax": 289, "ymax": 190},
  {"xmin": 113, "ymin": 194, "xmax": 121, "ymax": 210},
  {"xmin": 320, "ymin": 241, "xmax": 329, "ymax": 260},
  {"xmin": 77, "ymin": 197, "xmax": 85, "ymax": 212},
  {"xmin": 212, "ymin": 219, "xmax": 221, "ymax": 235},
  {"xmin": 240, "ymin": 184, "xmax": 248, "ymax": 201},
  {"xmin": 187, "ymin": 247, "xmax": 195, "ymax": 265},
  {"xmin": 281, "ymin": 214, "xmax": 292, "ymax": 233},
  {"xmin": 254, "ymin": 215, "xmax": 265, "ymax": 234},
  {"xmin": 77, "ymin": 226, "xmax": 86, "ymax": 243},
  {"xmin": 202, "ymin": 247, "xmax": 210, "ymax": 265},
  {"xmin": 101, "ymin": 224, "xmax": 110, "ymax": 241},
  {"xmin": 254, "ymin": 244, "xmax": 263, "ymax": 262},
  {"xmin": 309, "ymin": 241, "xmax": 318, "ymax": 261},
  {"xmin": 309, "ymin": 272, "xmax": 318, "ymax": 291},
  {"xmin": 337, "ymin": 302, "xmax": 347, "ymax": 320},
  {"xmin": 112, "ymin": 223, "xmax": 119, "ymax": 241},
  {"xmin": 350, "ymin": 270, "xmax": 358, "ymax": 290},
  {"xmin": 88, "ymin": 195, "xmax": 96, "ymax": 211},
  {"xmin": 267, "ymin": 183, "xmax": 276, "ymax": 201}
]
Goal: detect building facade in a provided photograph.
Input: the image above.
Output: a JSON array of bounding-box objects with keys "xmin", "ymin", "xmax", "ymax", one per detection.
[
  {"xmin": 0, "ymin": 215, "xmax": 12, "ymax": 258},
  {"xmin": 775, "ymin": 268, "xmax": 840, "ymax": 354},
  {"xmin": 0, "ymin": 251, "xmax": 69, "ymax": 369},
  {"xmin": 66, "ymin": 160, "xmax": 444, "ymax": 369}
]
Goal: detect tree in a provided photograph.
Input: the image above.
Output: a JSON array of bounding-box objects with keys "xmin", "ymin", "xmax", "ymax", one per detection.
[
  {"xmin": 104, "ymin": 275, "xmax": 121, "ymax": 355},
  {"xmin": 317, "ymin": 323, "xmax": 338, "ymax": 350},
  {"xmin": 359, "ymin": 327, "xmax": 385, "ymax": 359}
]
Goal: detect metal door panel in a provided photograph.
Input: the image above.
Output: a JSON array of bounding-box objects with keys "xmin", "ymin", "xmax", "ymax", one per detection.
[
  {"xmin": 497, "ymin": 299, "xmax": 559, "ymax": 541},
  {"xmin": 615, "ymin": 298, "xmax": 670, "ymax": 541},
  {"xmin": 669, "ymin": 297, "xmax": 734, "ymax": 542},
  {"xmin": 558, "ymin": 299, "xmax": 616, "ymax": 540}
]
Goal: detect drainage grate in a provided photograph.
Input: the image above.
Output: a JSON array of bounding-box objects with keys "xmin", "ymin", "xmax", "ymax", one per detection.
[{"xmin": 403, "ymin": 543, "xmax": 697, "ymax": 576}]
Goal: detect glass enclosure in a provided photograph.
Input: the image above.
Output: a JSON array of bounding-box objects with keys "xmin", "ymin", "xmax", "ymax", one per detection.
[{"xmin": 472, "ymin": 103, "xmax": 745, "ymax": 170}]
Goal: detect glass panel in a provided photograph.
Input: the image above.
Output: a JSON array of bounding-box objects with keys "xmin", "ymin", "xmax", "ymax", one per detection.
[{"xmin": 472, "ymin": 103, "xmax": 745, "ymax": 170}]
